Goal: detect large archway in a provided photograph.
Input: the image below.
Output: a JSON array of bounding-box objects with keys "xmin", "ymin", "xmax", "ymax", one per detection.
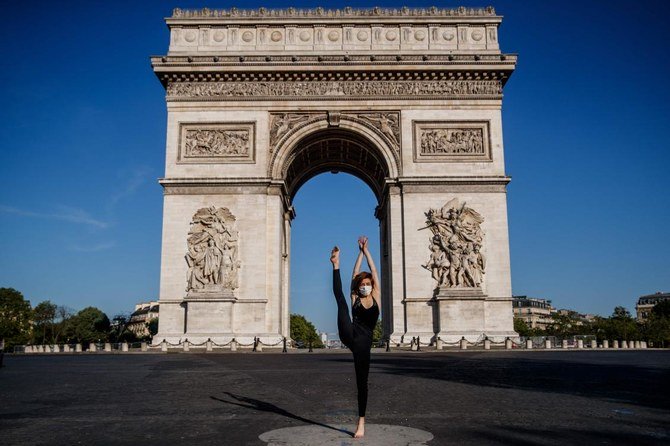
[{"xmin": 153, "ymin": 6, "xmax": 518, "ymax": 347}]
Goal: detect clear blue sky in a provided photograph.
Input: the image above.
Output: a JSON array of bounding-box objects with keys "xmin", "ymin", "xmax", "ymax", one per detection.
[{"xmin": 1, "ymin": 1, "xmax": 668, "ymax": 334}]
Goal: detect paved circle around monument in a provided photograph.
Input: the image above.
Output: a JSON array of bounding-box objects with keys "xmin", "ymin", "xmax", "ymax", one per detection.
[{"xmin": 258, "ymin": 424, "xmax": 434, "ymax": 445}]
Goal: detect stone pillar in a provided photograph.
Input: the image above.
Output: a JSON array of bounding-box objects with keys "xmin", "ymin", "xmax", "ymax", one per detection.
[
  {"xmin": 161, "ymin": 340, "xmax": 168, "ymax": 352},
  {"xmin": 206, "ymin": 340, "xmax": 213, "ymax": 352},
  {"xmin": 256, "ymin": 340, "xmax": 263, "ymax": 352},
  {"xmin": 122, "ymin": 342, "xmax": 129, "ymax": 352},
  {"xmin": 459, "ymin": 337, "xmax": 467, "ymax": 350},
  {"xmin": 52, "ymin": 344, "xmax": 60, "ymax": 353},
  {"xmin": 484, "ymin": 338, "xmax": 491, "ymax": 350},
  {"xmin": 525, "ymin": 339, "xmax": 533, "ymax": 349},
  {"xmin": 561, "ymin": 339, "xmax": 568, "ymax": 349},
  {"xmin": 634, "ymin": 340, "xmax": 640, "ymax": 349},
  {"xmin": 436, "ymin": 338, "xmax": 443, "ymax": 350},
  {"xmin": 89, "ymin": 343, "xmax": 97, "ymax": 352},
  {"xmin": 590, "ymin": 339, "xmax": 597, "ymax": 349},
  {"xmin": 621, "ymin": 340, "xmax": 628, "ymax": 349},
  {"xmin": 641, "ymin": 341, "xmax": 648, "ymax": 349},
  {"xmin": 612, "ymin": 340, "xmax": 619, "ymax": 349},
  {"xmin": 603, "ymin": 340, "xmax": 609, "ymax": 349},
  {"xmin": 544, "ymin": 339, "xmax": 551, "ymax": 349},
  {"xmin": 63, "ymin": 344, "xmax": 70, "ymax": 353},
  {"xmin": 231, "ymin": 339, "xmax": 237, "ymax": 352},
  {"xmin": 141, "ymin": 342, "xmax": 148, "ymax": 352},
  {"xmin": 75, "ymin": 343, "xmax": 82, "ymax": 352},
  {"xmin": 25, "ymin": 345, "xmax": 33, "ymax": 353},
  {"xmin": 104, "ymin": 343, "xmax": 112, "ymax": 352},
  {"xmin": 505, "ymin": 338, "xmax": 512, "ymax": 349},
  {"xmin": 183, "ymin": 340, "xmax": 190, "ymax": 352},
  {"xmin": 411, "ymin": 338, "xmax": 418, "ymax": 351},
  {"xmin": 577, "ymin": 339, "xmax": 584, "ymax": 349}
]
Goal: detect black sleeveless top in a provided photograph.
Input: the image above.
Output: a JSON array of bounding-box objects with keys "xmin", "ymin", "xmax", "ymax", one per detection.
[{"xmin": 352, "ymin": 296, "xmax": 379, "ymax": 332}]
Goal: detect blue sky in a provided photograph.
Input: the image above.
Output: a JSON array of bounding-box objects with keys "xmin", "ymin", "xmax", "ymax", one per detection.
[{"xmin": 1, "ymin": 1, "xmax": 668, "ymax": 334}]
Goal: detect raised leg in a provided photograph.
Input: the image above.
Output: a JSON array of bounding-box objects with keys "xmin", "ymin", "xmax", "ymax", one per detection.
[{"xmin": 333, "ymin": 269, "xmax": 354, "ymax": 349}]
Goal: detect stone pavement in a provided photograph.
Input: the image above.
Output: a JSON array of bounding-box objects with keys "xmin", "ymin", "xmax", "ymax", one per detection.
[{"xmin": 1, "ymin": 350, "xmax": 669, "ymax": 445}]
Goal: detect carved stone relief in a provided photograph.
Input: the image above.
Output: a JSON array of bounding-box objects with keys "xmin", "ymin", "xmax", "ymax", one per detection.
[
  {"xmin": 178, "ymin": 122, "xmax": 255, "ymax": 163},
  {"xmin": 167, "ymin": 80, "xmax": 502, "ymax": 100},
  {"xmin": 421, "ymin": 198, "xmax": 485, "ymax": 289},
  {"xmin": 185, "ymin": 206, "xmax": 240, "ymax": 296},
  {"xmin": 413, "ymin": 121, "xmax": 491, "ymax": 162}
]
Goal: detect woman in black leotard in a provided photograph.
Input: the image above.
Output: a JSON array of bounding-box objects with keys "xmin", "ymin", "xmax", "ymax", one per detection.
[{"xmin": 330, "ymin": 236, "xmax": 380, "ymax": 439}]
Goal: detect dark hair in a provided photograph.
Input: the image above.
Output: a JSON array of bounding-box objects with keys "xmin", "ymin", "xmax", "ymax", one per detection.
[{"xmin": 352, "ymin": 271, "xmax": 373, "ymax": 295}]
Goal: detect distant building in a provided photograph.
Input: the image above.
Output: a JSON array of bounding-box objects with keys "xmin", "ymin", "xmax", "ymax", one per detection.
[
  {"xmin": 127, "ymin": 301, "xmax": 159, "ymax": 337},
  {"xmin": 512, "ymin": 296, "xmax": 555, "ymax": 329},
  {"xmin": 319, "ymin": 331, "xmax": 344, "ymax": 349},
  {"xmin": 636, "ymin": 292, "xmax": 670, "ymax": 321},
  {"xmin": 556, "ymin": 308, "xmax": 596, "ymax": 325}
]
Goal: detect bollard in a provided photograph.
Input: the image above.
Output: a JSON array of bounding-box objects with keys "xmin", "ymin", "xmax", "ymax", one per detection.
[
  {"xmin": 603, "ymin": 340, "xmax": 609, "ymax": 349},
  {"xmin": 642, "ymin": 341, "xmax": 648, "ymax": 349},
  {"xmin": 612, "ymin": 340, "xmax": 619, "ymax": 349},
  {"xmin": 53, "ymin": 344, "xmax": 60, "ymax": 353},
  {"xmin": 577, "ymin": 339, "xmax": 584, "ymax": 349},
  {"xmin": 121, "ymin": 342, "xmax": 129, "ymax": 352},
  {"xmin": 460, "ymin": 337, "xmax": 468, "ymax": 350},
  {"xmin": 436, "ymin": 337, "xmax": 443, "ymax": 350},
  {"xmin": 89, "ymin": 343, "xmax": 97, "ymax": 352},
  {"xmin": 252, "ymin": 337, "xmax": 257, "ymax": 352},
  {"xmin": 544, "ymin": 339, "xmax": 551, "ymax": 349},
  {"xmin": 63, "ymin": 344, "xmax": 70, "ymax": 353},
  {"xmin": 411, "ymin": 337, "xmax": 418, "ymax": 351},
  {"xmin": 505, "ymin": 337, "xmax": 512, "ymax": 350},
  {"xmin": 75, "ymin": 343, "xmax": 82, "ymax": 352},
  {"xmin": 206, "ymin": 339, "xmax": 213, "ymax": 352},
  {"xmin": 141, "ymin": 342, "xmax": 148, "ymax": 352},
  {"xmin": 562, "ymin": 339, "xmax": 568, "ymax": 349},
  {"xmin": 308, "ymin": 340, "xmax": 312, "ymax": 352},
  {"xmin": 417, "ymin": 336, "xmax": 421, "ymax": 351},
  {"xmin": 525, "ymin": 339, "xmax": 533, "ymax": 349},
  {"xmin": 590, "ymin": 339, "xmax": 597, "ymax": 349},
  {"xmin": 231, "ymin": 339, "xmax": 237, "ymax": 352},
  {"xmin": 183, "ymin": 340, "xmax": 190, "ymax": 352},
  {"xmin": 282, "ymin": 337, "xmax": 287, "ymax": 353},
  {"xmin": 104, "ymin": 343, "xmax": 112, "ymax": 352},
  {"xmin": 386, "ymin": 340, "xmax": 391, "ymax": 352},
  {"xmin": 621, "ymin": 340, "xmax": 628, "ymax": 349},
  {"xmin": 634, "ymin": 340, "xmax": 640, "ymax": 349},
  {"xmin": 484, "ymin": 338, "xmax": 491, "ymax": 350},
  {"xmin": 161, "ymin": 340, "xmax": 168, "ymax": 352},
  {"xmin": 257, "ymin": 339, "xmax": 263, "ymax": 352},
  {"xmin": 25, "ymin": 345, "xmax": 33, "ymax": 354}
]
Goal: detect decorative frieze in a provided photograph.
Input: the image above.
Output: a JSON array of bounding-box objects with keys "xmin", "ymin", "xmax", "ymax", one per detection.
[
  {"xmin": 422, "ymin": 198, "xmax": 486, "ymax": 289},
  {"xmin": 185, "ymin": 206, "xmax": 240, "ymax": 297},
  {"xmin": 178, "ymin": 122, "xmax": 255, "ymax": 163},
  {"xmin": 167, "ymin": 80, "xmax": 502, "ymax": 100},
  {"xmin": 413, "ymin": 121, "xmax": 491, "ymax": 162}
]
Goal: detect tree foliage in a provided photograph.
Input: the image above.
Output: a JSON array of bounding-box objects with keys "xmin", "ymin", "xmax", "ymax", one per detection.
[
  {"xmin": 0, "ymin": 287, "xmax": 32, "ymax": 349},
  {"xmin": 372, "ymin": 320, "xmax": 383, "ymax": 344},
  {"xmin": 290, "ymin": 313, "xmax": 324, "ymax": 348},
  {"xmin": 33, "ymin": 300, "xmax": 57, "ymax": 344},
  {"xmin": 64, "ymin": 307, "xmax": 110, "ymax": 343}
]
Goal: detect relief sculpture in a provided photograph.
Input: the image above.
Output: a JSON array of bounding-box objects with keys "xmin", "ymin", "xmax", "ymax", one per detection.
[
  {"xmin": 420, "ymin": 128, "xmax": 484, "ymax": 154},
  {"xmin": 184, "ymin": 128, "xmax": 250, "ymax": 157},
  {"xmin": 185, "ymin": 206, "xmax": 240, "ymax": 295},
  {"xmin": 421, "ymin": 198, "xmax": 485, "ymax": 289}
]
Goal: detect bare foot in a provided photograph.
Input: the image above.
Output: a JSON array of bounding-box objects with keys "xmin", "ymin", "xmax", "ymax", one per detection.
[{"xmin": 353, "ymin": 418, "xmax": 365, "ymax": 438}]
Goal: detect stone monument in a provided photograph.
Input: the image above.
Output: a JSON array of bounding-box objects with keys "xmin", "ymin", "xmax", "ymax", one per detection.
[{"xmin": 152, "ymin": 6, "xmax": 518, "ymax": 345}]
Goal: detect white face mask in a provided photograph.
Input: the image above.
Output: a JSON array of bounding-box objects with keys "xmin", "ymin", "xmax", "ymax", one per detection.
[{"xmin": 359, "ymin": 285, "xmax": 372, "ymax": 296}]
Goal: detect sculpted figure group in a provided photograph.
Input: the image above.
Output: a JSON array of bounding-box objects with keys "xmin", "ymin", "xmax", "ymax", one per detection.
[
  {"xmin": 422, "ymin": 198, "xmax": 486, "ymax": 288},
  {"xmin": 185, "ymin": 206, "xmax": 240, "ymax": 293}
]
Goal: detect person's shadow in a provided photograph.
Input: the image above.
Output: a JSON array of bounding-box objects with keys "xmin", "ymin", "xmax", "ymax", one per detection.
[{"xmin": 210, "ymin": 392, "xmax": 354, "ymax": 437}]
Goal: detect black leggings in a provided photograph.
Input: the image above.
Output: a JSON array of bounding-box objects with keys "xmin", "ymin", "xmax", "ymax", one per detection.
[{"xmin": 333, "ymin": 269, "xmax": 373, "ymax": 417}]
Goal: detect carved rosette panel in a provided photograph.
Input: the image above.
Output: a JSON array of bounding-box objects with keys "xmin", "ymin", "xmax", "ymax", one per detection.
[
  {"xmin": 185, "ymin": 206, "xmax": 240, "ymax": 295},
  {"xmin": 413, "ymin": 121, "xmax": 491, "ymax": 162},
  {"xmin": 421, "ymin": 198, "xmax": 485, "ymax": 289},
  {"xmin": 178, "ymin": 122, "xmax": 256, "ymax": 163},
  {"xmin": 167, "ymin": 80, "xmax": 502, "ymax": 100}
]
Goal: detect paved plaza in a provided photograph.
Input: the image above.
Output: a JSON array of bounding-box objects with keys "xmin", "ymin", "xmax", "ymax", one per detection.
[{"xmin": 1, "ymin": 350, "xmax": 669, "ymax": 445}]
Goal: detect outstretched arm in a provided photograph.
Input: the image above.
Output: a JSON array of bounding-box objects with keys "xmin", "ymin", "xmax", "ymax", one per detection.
[{"xmin": 361, "ymin": 238, "xmax": 381, "ymax": 302}]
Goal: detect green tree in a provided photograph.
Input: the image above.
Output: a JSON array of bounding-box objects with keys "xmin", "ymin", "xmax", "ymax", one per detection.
[
  {"xmin": 147, "ymin": 318, "xmax": 159, "ymax": 338},
  {"xmin": 372, "ymin": 320, "xmax": 383, "ymax": 344},
  {"xmin": 514, "ymin": 317, "xmax": 532, "ymax": 337},
  {"xmin": 642, "ymin": 300, "xmax": 670, "ymax": 347},
  {"xmin": 609, "ymin": 306, "xmax": 639, "ymax": 341},
  {"xmin": 0, "ymin": 288, "xmax": 32, "ymax": 350},
  {"xmin": 651, "ymin": 300, "xmax": 670, "ymax": 318},
  {"xmin": 33, "ymin": 300, "xmax": 57, "ymax": 344},
  {"xmin": 290, "ymin": 314, "xmax": 324, "ymax": 348},
  {"xmin": 65, "ymin": 307, "xmax": 111, "ymax": 343}
]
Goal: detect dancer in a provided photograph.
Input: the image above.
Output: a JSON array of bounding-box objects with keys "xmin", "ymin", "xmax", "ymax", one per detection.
[{"xmin": 330, "ymin": 236, "xmax": 380, "ymax": 439}]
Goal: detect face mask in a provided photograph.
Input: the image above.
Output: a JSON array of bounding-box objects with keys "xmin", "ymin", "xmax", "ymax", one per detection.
[{"xmin": 359, "ymin": 285, "xmax": 372, "ymax": 296}]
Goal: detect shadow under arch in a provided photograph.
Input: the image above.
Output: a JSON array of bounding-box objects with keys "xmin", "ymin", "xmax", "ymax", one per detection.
[{"xmin": 269, "ymin": 119, "xmax": 399, "ymax": 203}]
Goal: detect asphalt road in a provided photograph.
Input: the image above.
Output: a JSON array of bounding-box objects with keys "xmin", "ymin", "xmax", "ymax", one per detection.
[{"xmin": 1, "ymin": 350, "xmax": 669, "ymax": 445}]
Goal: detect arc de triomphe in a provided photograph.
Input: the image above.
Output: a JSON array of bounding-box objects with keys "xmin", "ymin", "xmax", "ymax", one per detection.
[{"xmin": 152, "ymin": 6, "xmax": 518, "ymax": 345}]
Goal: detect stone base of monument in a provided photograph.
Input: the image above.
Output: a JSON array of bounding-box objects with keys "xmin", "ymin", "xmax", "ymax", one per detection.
[{"xmin": 435, "ymin": 286, "xmax": 518, "ymax": 344}]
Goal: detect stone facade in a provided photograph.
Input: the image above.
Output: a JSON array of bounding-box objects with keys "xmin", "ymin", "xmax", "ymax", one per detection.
[{"xmin": 152, "ymin": 6, "xmax": 518, "ymax": 345}]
